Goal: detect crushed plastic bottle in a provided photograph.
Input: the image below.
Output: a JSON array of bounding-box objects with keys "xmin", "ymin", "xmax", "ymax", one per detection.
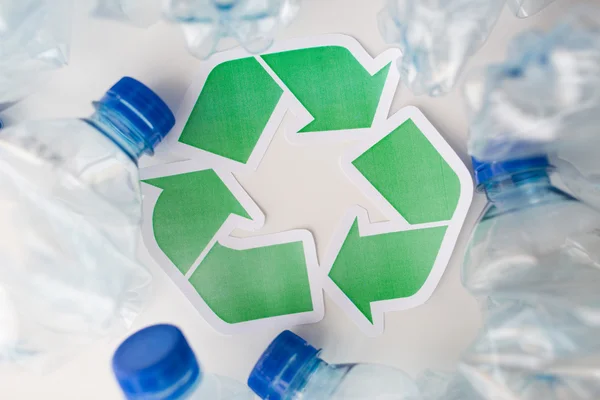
[
  {"xmin": 0, "ymin": 77, "xmax": 175, "ymax": 371},
  {"xmin": 378, "ymin": 0, "xmax": 505, "ymax": 96},
  {"xmin": 464, "ymin": 9, "xmax": 600, "ymax": 162},
  {"xmin": 248, "ymin": 330, "xmax": 420, "ymax": 399},
  {"xmin": 164, "ymin": 0, "xmax": 300, "ymax": 59},
  {"xmin": 113, "ymin": 324, "xmax": 254, "ymax": 399},
  {"xmin": 92, "ymin": 0, "xmax": 163, "ymax": 28},
  {"xmin": 0, "ymin": 0, "xmax": 71, "ymax": 109},
  {"xmin": 457, "ymin": 155, "xmax": 600, "ymax": 399},
  {"xmin": 464, "ymin": 8, "xmax": 600, "ymax": 209},
  {"xmin": 92, "ymin": 0, "xmax": 300, "ymax": 59},
  {"xmin": 378, "ymin": 0, "xmax": 557, "ymax": 96}
]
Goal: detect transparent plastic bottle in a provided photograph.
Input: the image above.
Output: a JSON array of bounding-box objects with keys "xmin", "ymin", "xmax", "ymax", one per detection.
[
  {"xmin": 112, "ymin": 324, "xmax": 255, "ymax": 400},
  {"xmin": 463, "ymin": 7, "xmax": 600, "ymax": 210},
  {"xmin": 92, "ymin": 0, "xmax": 300, "ymax": 59},
  {"xmin": 0, "ymin": 77, "xmax": 175, "ymax": 370},
  {"xmin": 163, "ymin": 0, "xmax": 300, "ymax": 59},
  {"xmin": 378, "ymin": 0, "xmax": 505, "ymax": 96},
  {"xmin": 0, "ymin": 0, "xmax": 71, "ymax": 109},
  {"xmin": 92, "ymin": 0, "xmax": 163, "ymax": 28},
  {"xmin": 464, "ymin": 8, "xmax": 600, "ymax": 163},
  {"xmin": 378, "ymin": 0, "xmax": 558, "ymax": 96},
  {"xmin": 248, "ymin": 330, "xmax": 421, "ymax": 399},
  {"xmin": 457, "ymin": 155, "xmax": 600, "ymax": 399}
]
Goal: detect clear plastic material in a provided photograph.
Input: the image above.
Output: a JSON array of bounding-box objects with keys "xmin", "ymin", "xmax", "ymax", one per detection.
[
  {"xmin": 92, "ymin": 0, "xmax": 300, "ymax": 59},
  {"xmin": 507, "ymin": 0, "xmax": 555, "ymax": 18},
  {"xmin": 0, "ymin": 119, "xmax": 151, "ymax": 371},
  {"xmin": 465, "ymin": 10, "xmax": 600, "ymax": 162},
  {"xmin": 378, "ymin": 0, "xmax": 505, "ymax": 96},
  {"xmin": 297, "ymin": 362, "xmax": 420, "ymax": 400},
  {"xmin": 187, "ymin": 374, "xmax": 254, "ymax": 399},
  {"xmin": 464, "ymin": 9, "xmax": 600, "ymax": 209},
  {"xmin": 248, "ymin": 330, "xmax": 420, "ymax": 400},
  {"xmin": 378, "ymin": 0, "xmax": 558, "ymax": 97},
  {"xmin": 416, "ymin": 370, "xmax": 484, "ymax": 400},
  {"xmin": 163, "ymin": 0, "xmax": 300, "ymax": 59},
  {"xmin": 459, "ymin": 170, "xmax": 600, "ymax": 399},
  {"xmin": 92, "ymin": 0, "xmax": 163, "ymax": 28},
  {"xmin": 0, "ymin": 0, "xmax": 71, "ymax": 109}
]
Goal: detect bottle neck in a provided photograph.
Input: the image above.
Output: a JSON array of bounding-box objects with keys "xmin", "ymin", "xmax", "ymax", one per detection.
[
  {"xmin": 85, "ymin": 106, "xmax": 153, "ymax": 163},
  {"xmin": 286, "ymin": 358, "xmax": 347, "ymax": 399},
  {"xmin": 481, "ymin": 169, "xmax": 554, "ymax": 207}
]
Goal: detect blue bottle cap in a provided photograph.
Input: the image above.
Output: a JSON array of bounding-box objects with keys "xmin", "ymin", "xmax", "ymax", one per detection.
[
  {"xmin": 112, "ymin": 324, "xmax": 201, "ymax": 400},
  {"xmin": 472, "ymin": 155, "xmax": 550, "ymax": 187},
  {"xmin": 248, "ymin": 330, "xmax": 321, "ymax": 400},
  {"xmin": 96, "ymin": 77, "xmax": 175, "ymax": 154}
]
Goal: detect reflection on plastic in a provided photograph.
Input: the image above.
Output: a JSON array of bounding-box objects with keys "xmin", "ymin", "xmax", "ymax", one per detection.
[
  {"xmin": 92, "ymin": 0, "xmax": 300, "ymax": 59},
  {"xmin": 460, "ymin": 159, "xmax": 600, "ymax": 398},
  {"xmin": 0, "ymin": 78, "xmax": 174, "ymax": 371},
  {"xmin": 0, "ymin": 0, "xmax": 71, "ymax": 108},
  {"xmin": 464, "ymin": 8, "xmax": 600, "ymax": 211},
  {"xmin": 378, "ymin": 0, "xmax": 557, "ymax": 96},
  {"xmin": 465, "ymin": 9, "xmax": 600, "ymax": 162}
]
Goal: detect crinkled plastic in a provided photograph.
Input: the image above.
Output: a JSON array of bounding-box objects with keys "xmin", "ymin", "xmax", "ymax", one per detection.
[
  {"xmin": 378, "ymin": 0, "xmax": 505, "ymax": 96},
  {"xmin": 0, "ymin": 119, "xmax": 151, "ymax": 372},
  {"xmin": 458, "ymin": 178, "xmax": 600, "ymax": 399},
  {"xmin": 465, "ymin": 9, "xmax": 600, "ymax": 162},
  {"xmin": 507, "ymin": 0, "xmax": 555, "ymax": 18},
  {"xmin": 164, "ymin": 0, "xmax": 300, "ymax": 59},
  {"xmin": 0, "ymin": 0, "xmax": 71, "ymax": 108},
  {"xmin": 92, "ymin": 0, "xmax": 163, "ymax": 28},
  {"xmin": 378, "ymin": 0, "xmax": 557, "ymax": 96},
  {"xmin": 92, "ymin": 0, "xmax": 300, "ymax": 59}
]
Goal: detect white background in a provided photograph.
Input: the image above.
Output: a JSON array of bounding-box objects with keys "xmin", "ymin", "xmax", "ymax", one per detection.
[{"xmin": 0, "ymin": 0, "xmax": 593, "ymax": 398}]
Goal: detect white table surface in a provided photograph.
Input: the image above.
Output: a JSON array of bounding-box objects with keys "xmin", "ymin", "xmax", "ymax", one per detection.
[{"xmin": 0, "ymin": 0, "xmax": 592, "ymax": 398}]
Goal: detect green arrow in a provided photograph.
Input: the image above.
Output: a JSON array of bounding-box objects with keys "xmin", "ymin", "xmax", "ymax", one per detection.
[
  {"xmin": 179, "ymin": 57, "xmax": 283, "ymax": 163},
  {"xmin": 144, "ymin": 170, "xmax": 250, "ymax": 275},
  {"xmin": 261, "ymin": 46, "xmax": 390, "ymax": 132},
  {"xmin": 353, "ymin": 119, "xmax": 461, "ymax": 224},
  {"xmin": 329, "ymin": 220, "xmax": 447, "ymax": 323},
  {"xmin": 188, "ymin": 241, "xmax": 314, "ymax": 323}
]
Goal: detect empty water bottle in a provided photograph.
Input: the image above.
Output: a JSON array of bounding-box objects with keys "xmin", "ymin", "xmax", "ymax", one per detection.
[
  {"xmin": 93, "ymin": 0, "xmax": 300, "ymax": 59},
  {"xmin": 0, "ymin": 77, "xmax": 174, "ymax": 370},
  {"xmin": 378, "ymin": 0, "xmax": 505, "ymax": 96},
  {"xmin": 164, "ymin": 0, "xmax": 300, "ymax": 59},
  {"xmin": 378, "ymin": 0, "xmax": 558, "ymax": 96},
  {"xmin": 465, "ymin": 9, "xmax": 600, "ymax": 162},
  {"xmin": 457, "ymin": 155, "xmax": 600, "ymax": 398},
  {"xmin": 0, "ymin": 0, "xmax": 71, "ymax": 109},
  {"xmin": 113, "ymin": 324, "xmax": 254, "ymax": 399},
  {"xmin": 463, "ymin": 8, "xmax": 600, "ymax": 208},
  {"xmin": 92, "ymin": 0, "xmax": 163, "ymax": 28},
  {"xmin": 248, "ymin": 330, "xmax": 420, "ymax": 399}
]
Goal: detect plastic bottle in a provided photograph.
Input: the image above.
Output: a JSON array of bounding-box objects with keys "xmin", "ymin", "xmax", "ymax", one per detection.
[
  {"xmin": 463, "ymin": 7, "xmax": 600, "ymax": 207},
  {"xmin": 93, "ymin": 0, "xmax": 300, "ymax": 59},
  {"xmin": 457, "ymin": 155, "xmax": 600, "ymax": 398},
  {"xmin": 0, "ymin": 77, "xmax": 174, "ymax": 370},
  {"xmin": 378, "ymin": 0, "xmax": 505, "ymax": 96},
  {"xmin": 112, "ymin": 324, "xmax": 254, "ymax": 400},
  {"xmin": 248, "ymin": 330, "xmax": 420, "ymax": 399},
  {"xmin": 92, "ymin": 0, "xmax": 163, "ymax": 28},
  {"xmin": 0, "ymin": 0, "xmax": 71, "ymax": 109},
  {"xmin": 378, "ymin": 0, "xmax": 557, "ymax": 96},
  {"xmin": 164, "ymin": 0, "xmax": 300, "ymax": 59}
]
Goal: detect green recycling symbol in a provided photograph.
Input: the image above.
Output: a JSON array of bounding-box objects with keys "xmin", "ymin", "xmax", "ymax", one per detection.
[{"xmin": 140, "ymin": 35, "xmax": 473, "ymax": 336}]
